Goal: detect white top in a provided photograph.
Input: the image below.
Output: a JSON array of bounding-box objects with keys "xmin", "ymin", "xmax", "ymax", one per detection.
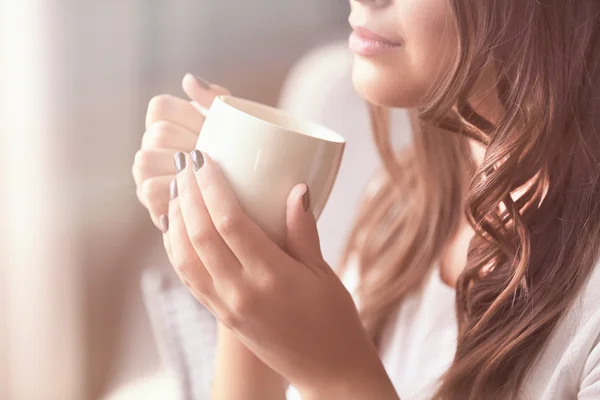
[{"xmin": 287, "ymin": 260, "xmax": 600, "ymax": 399}]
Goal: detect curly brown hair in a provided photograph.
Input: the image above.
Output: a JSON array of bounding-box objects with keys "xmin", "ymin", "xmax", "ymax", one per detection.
[{"xmin": 340, "ymin": 1, "xmax": 600, "ymax": 398}]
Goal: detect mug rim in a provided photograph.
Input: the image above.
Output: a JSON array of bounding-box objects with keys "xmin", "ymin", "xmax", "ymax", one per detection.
[{"xmin": 214, "ymin": 95, "xmax": 346, "ymax": 145}]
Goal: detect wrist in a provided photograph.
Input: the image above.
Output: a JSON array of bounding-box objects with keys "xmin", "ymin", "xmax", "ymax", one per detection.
[{"xmin": 213, "ymin": 324, "xmax": 287, "ymax": 399}]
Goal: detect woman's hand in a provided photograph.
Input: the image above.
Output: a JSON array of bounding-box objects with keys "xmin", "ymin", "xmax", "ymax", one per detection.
[
  {"xmin": 163, "ymin": 151, "xmax": 399, "ymax": 399},
  {"xmin": 132, "ymin": 74, "xmax": 228, "ymax": 229}
]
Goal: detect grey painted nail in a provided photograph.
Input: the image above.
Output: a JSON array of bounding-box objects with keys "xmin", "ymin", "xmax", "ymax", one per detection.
[
  {"xmin": 302, "ymin": 186, "xmax": 311, "ymax": 212},
  {"xmin": 195, "ymin": 76, "xmax": 211, "ymax": 90},
  {"xmin": 174, "ymin": 152, "xmax": 186, "ymax": 173},
  {"xmin": 170, "ymin": 178, "xmax": 178, "ymax": 200},
  {"xmin": 159, "ymin": 215, "xmax": 169, "ymax": 233},
  {"xmin": 191, "ymin": 150, "xmax": 205, "ymax": 171}
]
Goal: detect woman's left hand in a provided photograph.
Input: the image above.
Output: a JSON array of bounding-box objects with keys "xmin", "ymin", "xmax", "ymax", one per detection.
[{"xmin": 162, "ymin": 150, "xmax": 396, "ymax": 398}]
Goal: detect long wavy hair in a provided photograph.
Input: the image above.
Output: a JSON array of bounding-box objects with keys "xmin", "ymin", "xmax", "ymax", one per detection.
[{"xmin": 340, "ymin": 1, "xmax": 600, "ymax": 398}]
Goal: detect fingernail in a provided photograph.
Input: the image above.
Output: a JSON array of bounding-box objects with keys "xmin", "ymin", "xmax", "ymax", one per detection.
[
  {"xmin": 302, "ymin": 185, "xmax": 311, "ymax": 212},
  {"xmin": 191, "ymin": 150, "xmax": 204, "ymax": 171},
  {"xmin": 170, "ymin": 178, "xmax": 178, "ymax": 200},
  {"xmin": 195, "ymin": 76, "xmax": 211, "ymax": 90},
  {"xmin": 159, "ymin": 215, "xmax": 169, "ymax": 233},
  {"xmin": 174, "ymin": 152, "xmax": 186, "ymax": 173}
]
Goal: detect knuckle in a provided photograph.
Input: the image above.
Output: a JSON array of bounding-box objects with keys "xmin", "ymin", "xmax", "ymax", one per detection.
[
  {"xmin": 132, "ymin": 150, "xmax": 156, "ymax": 183},
  {"xmin": 137, "ymin": 183, "xmax": 149, "ymax": 207},
  {"xmin": 136, "ymin": 187, "xmax": 145, "ymax": 203},
  {"xmin": 133, "ymin": 149, "xmax": 150, "ymax": 171},
  {"xmin": 136, "ymin": 187, "xmax": 150, "ymax": 211},
  {"xmin": 141, "ymin": 179, "xmax": 169, "ymax": 214},
  {"xmin": 144, "ymin": 121, "xmax": 173, "ymax": 148},
  {"xmin": 140, "ymin": 177, "xmax": 158, "ymax": 199},
  {"xmin": 215, "ymin": 215, "xmax": 241, "ymax": 237},
  {"xmin": 174, "ymin": 256, "xmax": 196, "ymax": 276},
  {"xmin": 258, "ymin": 271, "xmax": 278, "ymax": 293},
  {"xmin": 147, "ymin": 94, "xmax": 173, "ymax": 119},
  {"xmin": 228, "ymin": 288, "xmax": 250, "ymax": 316},
  {"xmin": 131, "ymin": 164, "xmax": 140, "ymax": 184},
  {"xmin": 220, "ymin": 309, "xmax": 239, "ymax": 328},
  {"xmin": 132, "ymin": 150, "xmax": 146, "ymax": 182},
  {"xmin": 220, "ymin": 286, "xmax": 256, "ymax": 327},
  {"xmin": 188, "ymin": 226, "xmax": 216, "ymax": 247},
  {"xmin": 152, "ymin": 120, "xmax": 173, "ymax": 133}
]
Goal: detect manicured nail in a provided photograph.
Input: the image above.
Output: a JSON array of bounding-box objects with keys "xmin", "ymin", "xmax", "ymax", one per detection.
[
  {"xmin": 191, "ymin": 150, "xmax": 204, "ymax": 171},
  {"xmin": 174, "ymin": 152, "xmax": 186, "ymax": 173},
  {"xmin": 159, "ymin": 215, "xmax": 169, "ymax": 233},
  {"xmin": 195, "ymin": 76, "xmax": 211, "ymax": 90},
  {"xmin": 170, "ymin": 178, "xmax": 178, "ymax": 200},
  {"xmin": 302, "ymin": 185, "xmax": 311, "ymax": 212}
]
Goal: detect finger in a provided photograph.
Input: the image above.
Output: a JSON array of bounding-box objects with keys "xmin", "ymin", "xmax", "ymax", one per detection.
[
  {"xmin": 137, "ymin": 188, "xmax": 165, "ymax": 231},
  {"xmin": 146, "ymin": 94, "xmax": 205, "ymax": 133},
  {"xmin": 160, "ymin": 215, "xmax": 174, "ymax": 262},
  {"xmin": 285, "ymin": 184, "xmax": 324, "ymax": 266},
  {"xmin": 132, "ymin": 148, "xmax": 179, "ymax": 185},
  {"xmin": 161, "ymin": 213, "xmax": 219, "ymax": 312},
  {"xmin": 174, "ymin": 152, "xmax": 242, "ymax": 281},
  {"xmin": 166, "ymin": 189, "xmax": 215, "ymax": 297},
  {"xmin": 139, "ymin": 175, "xmax": 174, "ymax": 223},
  {"xmin": 142, "ymin": 120, "xmax": 198, "ymax": 151},
  {"xmin": 136, "ymin": 186, "xmax": 148, "ymax": 208},
  {"xmin": 182, "ymin": 73, "xmax": 230, "ymax": 109},
  {"xmin": 190, "ymin": 150, "xmax": 282, "ymax": 267}
]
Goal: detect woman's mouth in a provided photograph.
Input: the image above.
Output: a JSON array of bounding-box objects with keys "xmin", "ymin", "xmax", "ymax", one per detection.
[{"xmin": 349, "ymin": 26, "xmax": 403, "ymax": 57}]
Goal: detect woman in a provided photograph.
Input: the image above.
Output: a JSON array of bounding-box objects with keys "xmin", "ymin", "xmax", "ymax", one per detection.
[{"xmin": 132, "ymin": 1, "xmax": 600, "ymax": 399}]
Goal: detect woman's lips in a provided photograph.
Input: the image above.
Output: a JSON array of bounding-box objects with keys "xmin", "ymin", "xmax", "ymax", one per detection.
[{"xmin": 349, "ymin": 26, "xmax": 403, "ymax": 57}]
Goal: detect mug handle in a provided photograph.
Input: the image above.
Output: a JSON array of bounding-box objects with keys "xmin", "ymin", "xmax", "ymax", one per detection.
[{"xmin": 191, "ymin": 101, "xmax": 210, "ymax": 118}]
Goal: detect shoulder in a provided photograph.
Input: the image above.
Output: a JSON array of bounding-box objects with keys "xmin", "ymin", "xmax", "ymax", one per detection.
[
  {"xmin": 570, "ymin": 259, "xmax": 600, "ymax": 389},
  {"xmin": 561, "ymin": 259, "xmax": 600, "ymax": 356},
  {"xmin": 526, "ymin": 259, "xmax": 600, "ymax": 397},
  {"xmin": 562, "ymin": 259, "xmax": 600, "ymax": 349},
  {"xmin": 574, "ymin": 259, "xmax": 600, "ymax": 322}
]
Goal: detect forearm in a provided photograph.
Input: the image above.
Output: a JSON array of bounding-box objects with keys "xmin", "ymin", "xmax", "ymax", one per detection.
[
  {"xmin": 300, "ymin": 377, "xmax": 400, "ymax": 400},
  {"xmin": 297, "ymin": 348, "xmax": 400, "ymax": 400},
  {"xmin": 211, "ymin": 323, "xmax": 287, "ymax": 400}
]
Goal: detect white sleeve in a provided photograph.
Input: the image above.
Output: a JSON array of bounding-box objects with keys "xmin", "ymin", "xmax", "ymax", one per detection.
[{"xmin": 579, "ymin": 340, "xmax": 600, "ymax": 399}]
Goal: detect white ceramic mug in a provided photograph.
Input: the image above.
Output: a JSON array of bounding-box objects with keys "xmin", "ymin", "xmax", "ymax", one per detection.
[{"xmin": 195, "ymin": 95, "xmax": 345, "ymax": 248}]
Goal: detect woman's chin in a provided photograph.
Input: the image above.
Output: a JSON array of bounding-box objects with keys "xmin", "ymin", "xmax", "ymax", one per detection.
[{"xmin": 352, "ymin": 62, "xmax": 424, "ymax": 109}]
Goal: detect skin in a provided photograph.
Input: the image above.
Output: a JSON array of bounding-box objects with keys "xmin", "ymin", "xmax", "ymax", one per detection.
[
  {"xmin": 132, "ymin": 1, "xmax": 503, "ymax": 398},
  {"xmin": 134, "ymin": 74, "xmax": 291, "ymax": 399},
  {"xmin": 350, "ymin": 0, "xmax": 458, "ymax": 108},
  {"xmin": 351, "ymin": 0, "xmax": 500, "ymax": 286}
]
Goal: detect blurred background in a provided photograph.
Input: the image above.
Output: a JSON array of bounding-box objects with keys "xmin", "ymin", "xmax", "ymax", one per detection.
[
  {"xmin": 0, "ymin": 1, "xmax": 349, "ymax": 398},
  {"xmin": 0, "ymin": 1, "xmax": 410, "ymax": 399}
]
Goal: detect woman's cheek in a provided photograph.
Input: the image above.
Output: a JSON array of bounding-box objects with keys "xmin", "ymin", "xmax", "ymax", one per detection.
[
  {"xmin": 403, "ymin": 0, "xmax": 460, "ymax": 95},
  {"xmin": 352, "ymin": 0, "xmax": 458, "ymax": 108}
]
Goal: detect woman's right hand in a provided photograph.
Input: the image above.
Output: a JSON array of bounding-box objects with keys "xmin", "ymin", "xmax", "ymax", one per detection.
[
  {"xmin": 134, "ymin": 76, "xmax": 286, "ymax": 399},
  {"xmin": 132, "ymin": 73, "xmax": 229, "ymax": 229}
]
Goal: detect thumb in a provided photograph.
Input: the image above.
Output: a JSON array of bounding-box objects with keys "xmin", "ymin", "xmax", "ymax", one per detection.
[
  {"xmin": 182, "ymin": 73, "xmax": 230, "ymax": 109},
  {"xmin": 285, "ymin": 183, "xmax": 323, "ymax": 265}
]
